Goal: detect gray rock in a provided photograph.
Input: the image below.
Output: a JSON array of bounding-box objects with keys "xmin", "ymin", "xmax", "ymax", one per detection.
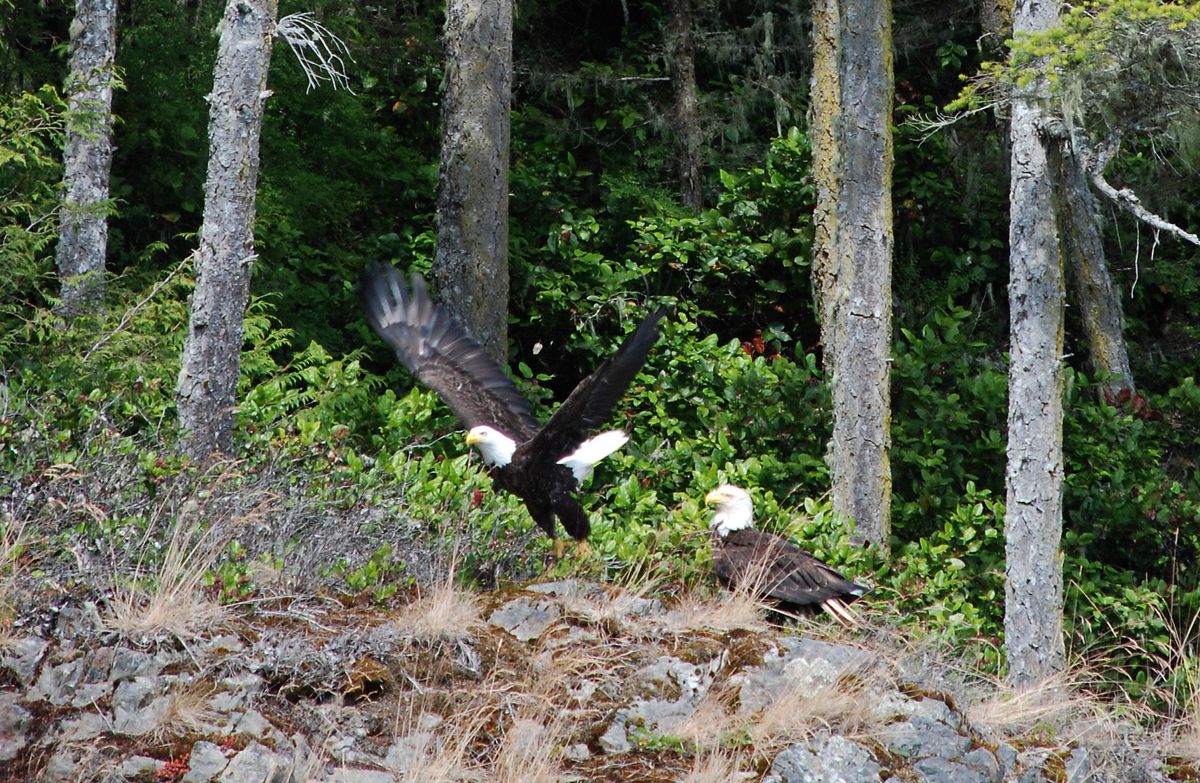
[
  {"xmin": 58, "ymin": 711, "xmax": 111, "ymax": 742},
  {"xmin": 488, "ymin": 597, "xmax": 561, "ymax": 642},
  {"xmin": 563, "ymin": 743, "xmax": 590, "ymax": 762},
  {"xmin": 911, "ymin": 697, "xmax": 961, "ymax": 730},
  {"xmin": 597, "ymin": 719, "xmax": 632, "ymax": 754},
  {"xmin": 528, "ymin": 579, "xmax": 607, "ymax": 601},
  {"xmin": 285, "ymin": 733, "xmax": 314, "ymax": 783},
  {"xmin": 218, "ymin": 741, "xmax": 282, "ymax": 783},
  {"xmin": 208, "ymin": 634, "xmax": 245, "ymax": 654},
  {"xmin": 0, "ymin": 636, "xmax": 48, "ymax": 684},
  {"xmin": 42, "ymin": 748, "xmax": 82, "ymax": 783},
  {"xmin": 54, "ymin": 601, "xmax": 102, "ymax": 639},
  {"xmin": 324, "ymin": 771, "xmax": 394, "ymax": 783},
  {"xmin": 112, "ymin": 676, "xmax": 171, "ymax": 735},
  {"xmin": 236, "ymin": 709, "xmax": 275, "ymax": 739},
  {"xmin": 109, "ymin": 647, "xmax": 159, "ymax": 683},
  {"xmin": 183, "ymin": 741, "xmax": 232, "ymax": 783},
  {"xmin": 996, "ymin": 742, "xmax": 1019, "ymax": 777},
  {"xmin": 0, "ymin": 692, "xmax": 31, "ymax": 762},
  {"xmin": 913, "ymin": 755, "xmax": 991, "ymax": 783},
  {"xmin": 210, "ymin": 674, "xmax": 265, "ymax": 714},
  {"xmin": 767, "ymin": 735, "xmax": 882, "ymax": 783},
  {"xmin": 739, "ymin": 638, "xmax": 865, "ymax": 715},
  {"xmin": 885, "ymin": 714, "xmax": 971, "ymax": 760},
  {"xmin": 1012, "ymin": 749, "xmax": 1052, "ymax": 783},
  {"xmin": 118, "ymin": 755, "xmax": 166, "ymax": 779},
  {"xmin": 961, "ymin": 746, "xmax": 1002, "ymax": 782},
  {"xmin": 1066, "ymin": 747, "xmax": 1091, "ymax": 782},
  {"xmin": 383, "ymin": 732, "xmax": 437, "ymax": 773},
  {"xmin": 30, "ymin": 657, "xmax": 85, "ymax": 705}
]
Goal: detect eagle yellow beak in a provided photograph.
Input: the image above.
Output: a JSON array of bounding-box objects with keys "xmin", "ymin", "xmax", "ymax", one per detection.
[
  {"xmin": 704, "ymin": 487, "xmax": 726, "ymax": 506},
  {"xmin": 465, "ymin": 430, "xmax": 483, "ymax": 446}
]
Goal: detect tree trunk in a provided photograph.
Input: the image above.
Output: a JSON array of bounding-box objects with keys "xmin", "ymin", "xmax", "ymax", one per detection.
[
  {"xmin": 810, "ymin": 0, "xmax": 894, "ymax": 556},
  {"xmin": 667, "ymin": 0, "xmax": 703, "ymax": 210},
  {"xmin": 978, "ymin": 0, "xmax": 1011, "ymax": 55},
  {"xmin": 176, "ymin": 0, "xmax": 277, "ymax": 461},
  {"xmin": 54, "ymin": 0, "xmax": 118, "ymax": 320},
  {"xmin": 1004, "ymin": 0, "xmax": 1067, "ymax": 688},
  {"xmin": 433, "ymin": 0, "xmax": 512, "ymax": 363},
  {"xmin": 1052, "ymin": 140, "xmax": 1135, "ymax": 398}
]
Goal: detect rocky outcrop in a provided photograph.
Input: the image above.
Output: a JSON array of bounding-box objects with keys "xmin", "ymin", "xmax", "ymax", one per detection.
[{"xmin": 0, "ymin": 580, "xmax": 1162, "ymax": 782}]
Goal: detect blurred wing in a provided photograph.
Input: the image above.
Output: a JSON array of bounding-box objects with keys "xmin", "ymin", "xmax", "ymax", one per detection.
[
  {"xmin": 360, "ymin": 264, "xmax": 540, "ymax": 439},
  {"xmin": 531, "ymin": 306, "xmax": 666, "ymax": 457}
]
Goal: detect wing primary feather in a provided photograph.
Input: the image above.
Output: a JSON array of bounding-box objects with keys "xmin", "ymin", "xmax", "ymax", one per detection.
[
  {"xmin": 534, "ymin": 307, "xmax": 667, "ymax": 457},
  {"xmin": 360, "ymin": 264, "xmax": 540, "ymax": 439}
]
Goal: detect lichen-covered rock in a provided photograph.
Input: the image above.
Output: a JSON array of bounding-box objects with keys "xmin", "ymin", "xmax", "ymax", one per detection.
[
  {"xmin": 218, "ymin": 741, "xmax": 283, "ymax": 783},
  {"xmin": 0, "ymin": 692, "xmax": 31, "ymax": 762},
  {"xmin": 0, "ymin": 636, "xmax": 48, "ymax": 685},
  {"xmin": 112, "ymin": 675, "xmax": 172, "ymax": 735},
  {"xmin": 183, "ymin": 741, "xmax": 231, "ymax": 783},
  {"xmin": 488, "ymin": 596, "xmax": 561, "ymax": 641},
  {"xmin": 765, "ymin": 734, "xmax": 883, "ymax": 783}
]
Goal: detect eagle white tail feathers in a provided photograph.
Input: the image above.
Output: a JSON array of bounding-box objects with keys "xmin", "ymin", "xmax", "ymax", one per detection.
[{"xmin": 557, "ymin": 430, "xmax": 630, "ymax": 482}]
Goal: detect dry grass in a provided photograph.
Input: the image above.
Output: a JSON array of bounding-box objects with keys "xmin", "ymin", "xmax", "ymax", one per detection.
[
  {"xmin": 386, "ymin": 697, "xmax": 490, "ymax": 783},
  {"xmin": 0, "ymin": 512, "xmax": 31, "ymax": 641},
  {"xmin": 145, "ymin": 684, "xmax": 220, "ymax": 745},
  {"xmin": 104, "ymin": 512, "xmax": 232, "ymax": 639},
  {"xmin": 675, "ymin": 749, "xmax": 750, "ymax": 783},
  {"xmin": 659, "ymin": 590, "xmax": 768, "ymax": 635},
  {"xmin": 670, "ymin": 688, "xmax": 737, "ymax": 748},
  {"xmin": 393, "ymin": 577, "xmax": 482, "ymax": 644},
  {"xmin": 492, "ymin": 713, "xmax": 565, "ymax": 783},
  {"xmin": 103, "ymin": 462, "xmax": 276, "ymax": 639},
  {"xmin": 746, "ymin": 674, "xmax": 885, "ymax": 752}
]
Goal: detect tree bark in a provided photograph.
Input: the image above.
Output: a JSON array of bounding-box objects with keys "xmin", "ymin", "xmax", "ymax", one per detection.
[
  {"xmin": 1052, "ymin": 139, "xmax": 1135, "ymax": 398},
  {"xmin": 1004, "ymin": 0, "xmax": 1067, "ymax": 688},
  {"xmin": 667, "ymin": 0, "xmax": 703, "ymax": 210},
  {"xmin": 54, "ymin": 0, "xmax": 118, "ymax": 319},
  {"xmin": 810, "ymin": 0, "xmax": 894, "ymax": 556},
  {"xmin": 433, "ymin": 0, "xmax": 512, "ymax": 363},
  {"xmin": 176, "ymin": 0, "xmax": 277, "ymax": 461}
]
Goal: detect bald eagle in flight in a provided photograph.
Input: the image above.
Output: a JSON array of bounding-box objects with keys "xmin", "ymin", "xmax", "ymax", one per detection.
[
  {"xmin": 704, "ymin": 485, "xmax": 868, "ymax": 624},
  {"xmin": 361, "ymin": 263, "xmax": 665, "ymax": 547}
]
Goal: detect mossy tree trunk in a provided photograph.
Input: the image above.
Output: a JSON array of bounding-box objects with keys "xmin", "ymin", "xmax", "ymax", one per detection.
[
  {"xmin": 810, "ymin": 0, "xmax": 894, "ymax": 557},
  {"xmin": 1053, "ymin": 142, "xmax": 1135, "ymax": 399},
  {"xmin": 433, "ymin": 0, "xmax": 512, "ymax": 363},
  {"xmin": 1004, "ymin": 0, "xmax": 1067, "ymax": 688},
  {"xmin": 54, "ymin": 0, "xmax": 118, "ymax": 320},
  {"xmin": 667, "ymin": 0, "xmax": 703, "ymax": 211},
  {"xmin": 176, "ymin": 0, "xmax": 277, "ymax": 461}
]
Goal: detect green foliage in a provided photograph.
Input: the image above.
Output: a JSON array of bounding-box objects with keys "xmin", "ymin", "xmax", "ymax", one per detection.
[
  {"xmin": 0, "ymin": 84, "xmax": 63, "ymax": 308},
  {"xmin": 952, "ymin": 0, "xmax": 1200, "ymax": 142},
  {"xmin": 891, "ymin": 306, "xmax": 1007, "ymax": 534},
  {"xmin": 328, "ymin": 543, "xmax": 413, "ymax": 604}
]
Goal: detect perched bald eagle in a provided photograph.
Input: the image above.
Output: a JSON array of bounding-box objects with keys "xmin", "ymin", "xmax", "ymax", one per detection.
[
  {"xmin": 704, "ymin": 485, "xmax": 868, "ymax": 624},
  {"xmin": 361, "ymin": 263, "xmax": 665, "ymax": 547}
]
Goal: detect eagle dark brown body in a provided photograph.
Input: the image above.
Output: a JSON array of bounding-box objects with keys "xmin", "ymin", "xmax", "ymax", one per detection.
[
  {"xmin": 705, "ymin": 484, "xmax": 868, "ymax": 623},
  {"xmin": 712, "ymin": 527, "xmax": 868, "ymax": 615}
]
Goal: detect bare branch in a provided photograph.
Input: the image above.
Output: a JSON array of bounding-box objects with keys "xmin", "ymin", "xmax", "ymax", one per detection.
[
  {"xmin": 276, "ymin": 12, "xmax": 354, "ymax": 93},
  {"xmin": 1075, "ymin": 130, "xmax": 1200, "ymax": 247}
]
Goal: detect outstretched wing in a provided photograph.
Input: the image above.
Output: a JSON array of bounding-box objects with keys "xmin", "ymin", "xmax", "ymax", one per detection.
[
  {"xmin": 360, "ymin": 264, "xmax": 540, "ymax": 440},
  {"xmin": 528, "ymin": 307, "xmax": 666, "ymax": 458}
]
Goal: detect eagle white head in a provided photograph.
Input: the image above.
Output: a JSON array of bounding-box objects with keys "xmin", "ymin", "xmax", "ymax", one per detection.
[
  {"xmin": 704, "ymin": 484, "xmax": 755, "ymax": 537},
  {"xmin": 465, "ymin": 425, "xmax": 518, "ymax": 467}
]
